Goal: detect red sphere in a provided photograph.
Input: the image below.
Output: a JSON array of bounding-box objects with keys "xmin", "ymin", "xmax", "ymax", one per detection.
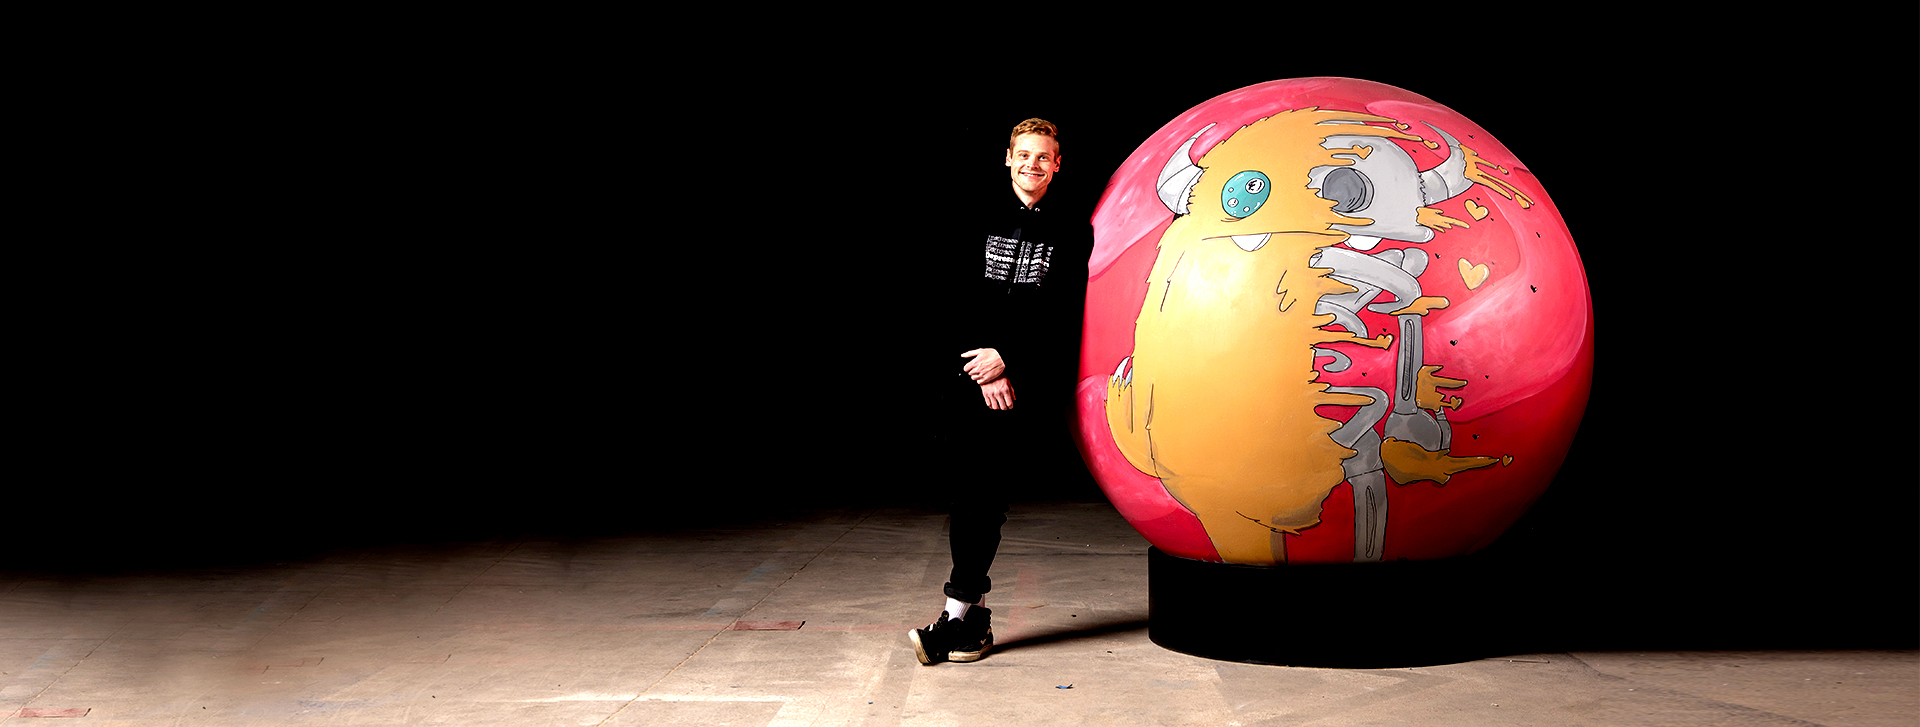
[{"xmin": 1075, "ymin": 78, "xmax": 1592, "ymax": 565}]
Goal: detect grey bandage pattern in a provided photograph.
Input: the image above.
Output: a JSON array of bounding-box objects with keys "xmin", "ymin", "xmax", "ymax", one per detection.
[{"xmin": 1310, "ymin": 244, "xmax": 1454, "ymax": 562}]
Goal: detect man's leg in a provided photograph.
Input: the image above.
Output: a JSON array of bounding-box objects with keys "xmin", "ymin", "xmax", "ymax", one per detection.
[
  {"xmin": 943, "ymin": 397, "xmax": 1019, "ymax": 606},
  {"xmin": 945, "ymin": 496, "xmax": 1008, "ymax": 605},
  {"xmin": 912, "ymin": 399, "xmax": 1013, "ymax": 664}
]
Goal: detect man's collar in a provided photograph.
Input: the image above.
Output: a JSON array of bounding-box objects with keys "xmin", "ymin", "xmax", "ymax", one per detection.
[{"xmin": 1009, "ymin": 188, "xmax": 1044, "ymax": 211}]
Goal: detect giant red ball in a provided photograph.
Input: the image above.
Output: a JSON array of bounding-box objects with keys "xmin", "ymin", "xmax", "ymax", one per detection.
[{"xmin": 1075, "ymin": 78, "xmax": 1592, "ymax": 565}]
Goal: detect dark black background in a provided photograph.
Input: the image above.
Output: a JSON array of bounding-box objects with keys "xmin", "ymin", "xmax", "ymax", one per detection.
[{"xmin": 25, "ymin": 16, "xmax": 1915, "ymax": 654}]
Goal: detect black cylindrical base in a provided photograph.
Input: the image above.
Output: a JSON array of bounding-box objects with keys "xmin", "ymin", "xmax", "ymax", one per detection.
[{"xmin": 1147, "ymin": 547, "xmax": 1511, "ymax": 667}]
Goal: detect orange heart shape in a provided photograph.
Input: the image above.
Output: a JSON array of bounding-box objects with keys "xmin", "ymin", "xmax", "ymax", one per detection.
[
  {"xmin": 1465, "ymin": 199, "xmax": 1490, "ymax": 220},
  {"xmin": 1459, "ymin": 258, "xmax": 1490, "ymax": 290}
]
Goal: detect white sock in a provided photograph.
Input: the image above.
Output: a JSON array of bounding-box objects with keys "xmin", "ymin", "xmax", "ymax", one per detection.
[{"xmin": 945, "ymin": 596, "xmax": 982, "ymax": 621}]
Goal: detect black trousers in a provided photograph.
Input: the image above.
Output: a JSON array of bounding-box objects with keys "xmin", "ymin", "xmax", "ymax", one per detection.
[
  {"xmin": 946, "ymin": 496, "xmax": 1009, "ymax": 603},
  {"xmin": 939, "ymin": 376, "xmax": 1053, "ymax": 604}
]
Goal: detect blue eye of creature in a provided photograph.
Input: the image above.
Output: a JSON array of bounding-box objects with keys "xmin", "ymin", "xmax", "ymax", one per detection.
[{"xmin": 1221, "ymin": 171, "xmax": 1270, "ymax": 219}]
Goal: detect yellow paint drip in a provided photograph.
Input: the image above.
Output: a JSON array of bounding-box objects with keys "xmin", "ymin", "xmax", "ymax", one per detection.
[
  {"xmin": 1336, "ymin": 332, "xmax": 1394, "ymax": 349},
  {"xmin": 1415, "ymin": 365, "xmax": 1467, "ymax": 411},
  {"xmin": 1461, "ymin": 144, "xmax": 1535, "ymax": 208},
  {"xmin": 1417, "ymin": 206, "xmax": 1469, "ymax": 231},
  {"xmin": 1384, "ymin": 295, "xmax": 1450, "ymax": 317},
  {"xmin": 1379, "ymin": 437, "xmax": 1505, "ymax": 485}
]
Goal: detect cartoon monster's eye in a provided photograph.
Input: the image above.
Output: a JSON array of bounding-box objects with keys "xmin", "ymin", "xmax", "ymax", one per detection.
[
  {"xmin": 1221, "ymin": 171, "xmax": 1270, "ymax": 219},
  {"xmin": 1319, "ymin": 167, "xmax": 1374, "ymax": 213}
]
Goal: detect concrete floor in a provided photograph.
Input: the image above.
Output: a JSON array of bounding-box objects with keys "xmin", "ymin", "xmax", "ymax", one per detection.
[{"xmin": 2, "ymin": 497, "xmax": 1913, "ymax": 726}]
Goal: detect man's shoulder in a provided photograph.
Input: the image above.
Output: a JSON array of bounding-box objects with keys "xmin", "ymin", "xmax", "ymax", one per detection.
[{"xmin": 1038, "ymin": 196, "xmax": 1093, "ymax": 246}]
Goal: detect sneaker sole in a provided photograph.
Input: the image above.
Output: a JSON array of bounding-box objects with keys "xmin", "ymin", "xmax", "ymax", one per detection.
[
  {"xmin": 908, "ymin": 629, "xmax": 937, "ymax": 665},
  {"xmin": 947, "ymin": 645, "xmax": 990, "ymax": 663},
  {"xmin": 948, "ymin": 634, "xmax": 992, "ymax": 663}
]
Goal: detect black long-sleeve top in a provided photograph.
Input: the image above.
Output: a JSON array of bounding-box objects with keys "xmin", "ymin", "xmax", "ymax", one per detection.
[{"xmin": 941, "ymin": 188, "xmax": 1092, "ymax": 408}]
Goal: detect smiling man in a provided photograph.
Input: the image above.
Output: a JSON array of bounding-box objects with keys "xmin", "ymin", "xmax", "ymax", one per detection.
[
  {"xmin": 911, "ymin": 118, "xmax": 1092, "ymax": 666},
  {"xmin": 1007, "ymin": 126, "xmax": 1060, "ymax": 208}
]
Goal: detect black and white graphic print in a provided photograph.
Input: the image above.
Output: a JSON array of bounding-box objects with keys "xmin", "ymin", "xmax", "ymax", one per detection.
[{"xmin": 983, "ymin": 235, "xmax": 1055, "ymax": 286}]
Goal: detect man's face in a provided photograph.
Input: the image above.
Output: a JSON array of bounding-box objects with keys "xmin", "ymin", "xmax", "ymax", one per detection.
[{"xmin": 1006, "ymin": 133, "xmax": 1062, "ymax": 200}]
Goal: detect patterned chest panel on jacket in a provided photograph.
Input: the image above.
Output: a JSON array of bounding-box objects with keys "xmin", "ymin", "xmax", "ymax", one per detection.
[{"xmin": 982, "ymin": 234, "xmax": 1055, "ymax": 286}]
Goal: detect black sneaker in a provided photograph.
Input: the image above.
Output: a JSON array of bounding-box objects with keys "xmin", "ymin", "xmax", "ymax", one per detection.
[{"xmin": 908, "ymin": 607, "xmax": 993, "ymax": 665}]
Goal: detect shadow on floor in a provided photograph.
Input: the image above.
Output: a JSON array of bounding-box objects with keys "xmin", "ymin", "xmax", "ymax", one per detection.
[{"xmin": 994, "ymin": 618, "xmax": 1151, "ymax": 655}]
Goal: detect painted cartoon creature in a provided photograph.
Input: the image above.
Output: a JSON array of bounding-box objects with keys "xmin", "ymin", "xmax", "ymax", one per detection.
[{"xmin": 1105, "ymin": 108, "xmax": 1514, "ymax": 565}]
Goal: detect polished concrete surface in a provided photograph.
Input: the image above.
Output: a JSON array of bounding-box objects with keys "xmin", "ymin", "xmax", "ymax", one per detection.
[{"xmin": 3, "ymin": 495, "xmax": 1913, "ymax": 726}]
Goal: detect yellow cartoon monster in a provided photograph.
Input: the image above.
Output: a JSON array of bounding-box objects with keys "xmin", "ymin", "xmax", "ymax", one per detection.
[{"xmin": 1105, "ymin": 108, "xmax": 1514, "ymax": 565}]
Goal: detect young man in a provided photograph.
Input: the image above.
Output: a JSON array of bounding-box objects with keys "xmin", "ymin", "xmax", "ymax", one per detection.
[{"xmin": 911, "ymin": 118, "xmax": 1091, "ymax": 665}]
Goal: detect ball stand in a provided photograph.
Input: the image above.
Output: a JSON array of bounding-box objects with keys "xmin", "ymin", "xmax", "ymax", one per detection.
[{"xmin": 1146, "ymin": 547, "xmax": 1528, "ymax": 667}]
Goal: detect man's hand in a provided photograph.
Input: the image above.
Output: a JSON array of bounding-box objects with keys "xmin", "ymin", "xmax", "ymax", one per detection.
[
  {"xmin": 961, "ymin": 348, "xmax": 1006, "ymax": 384},
  {"xmin": 979, "ymin": 377, "xmax": 1016, "ymax": 410}
]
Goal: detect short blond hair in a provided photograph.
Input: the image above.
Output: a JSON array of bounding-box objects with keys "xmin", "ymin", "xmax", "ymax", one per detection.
[{"xmin": 1009, "ymin": 118, "xmax": 1060, "ymax": 153}]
